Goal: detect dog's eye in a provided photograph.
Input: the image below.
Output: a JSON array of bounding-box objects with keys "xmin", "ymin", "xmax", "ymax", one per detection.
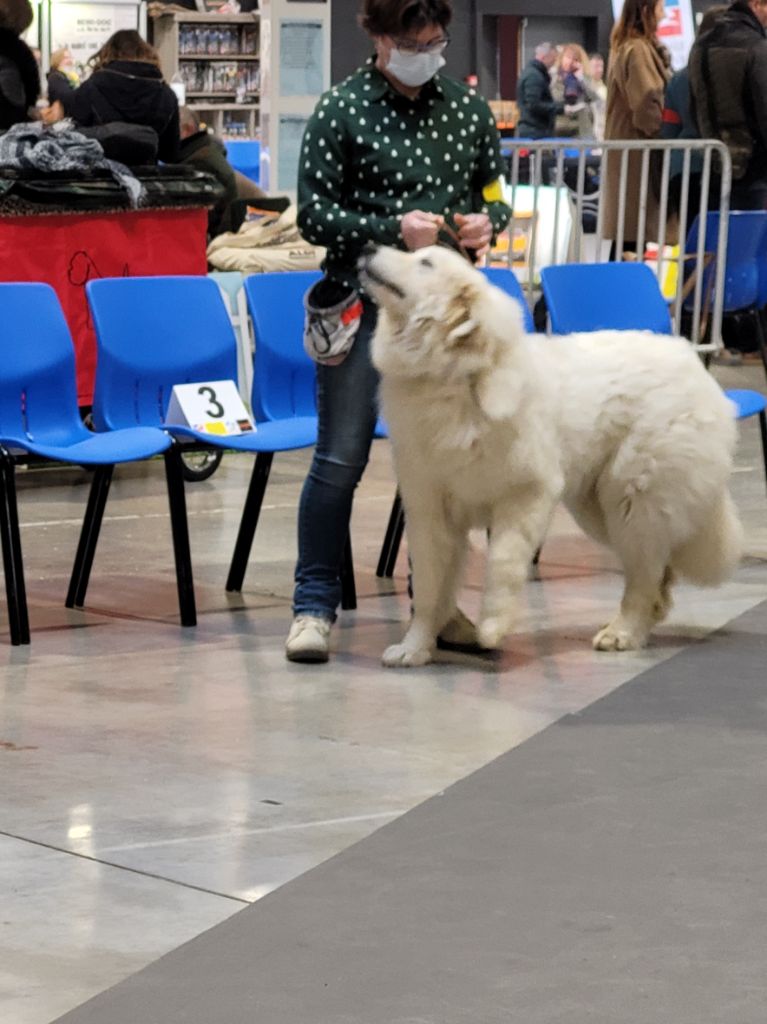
[{"xmin": 420, "ymin": 257, "xmax": 434, "ymax": 268}]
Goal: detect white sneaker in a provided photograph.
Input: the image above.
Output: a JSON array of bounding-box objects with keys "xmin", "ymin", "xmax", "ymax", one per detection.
[{"xmin": 285, "ymin": 615, "xmax": 331, "ymax": 663}]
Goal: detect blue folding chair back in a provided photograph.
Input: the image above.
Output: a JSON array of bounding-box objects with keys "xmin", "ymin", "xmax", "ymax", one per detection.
[
  {"xmin": 684, "ymin": 210, "xmax": 767, "ymax": 313},
  {"xmin": 88, "ymin": 276, "xmax": 238, "ymax": 432},
  {"xmin": 540, "ymin": 262, "xmax": 672, "ymax": 334},
  {"xmin": 244, "ymin": 271, "xmax": 321, "ymax": 423},
  {"xmin": 480, "ymin": 266, "xmax": 535, "ymax": 332},
  {"xmin": 0, "ymin": 283, "xmax": 87, "ymax": 448}
]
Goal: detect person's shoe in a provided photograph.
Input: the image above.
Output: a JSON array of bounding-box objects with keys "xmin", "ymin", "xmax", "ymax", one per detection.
[
  {"xmin": 285, "ymin": 615, "xmax": 331, "ymax": 663},
  {"xmin": 711, "ymin": 348, "xmax": 743, "ymax": 367}
]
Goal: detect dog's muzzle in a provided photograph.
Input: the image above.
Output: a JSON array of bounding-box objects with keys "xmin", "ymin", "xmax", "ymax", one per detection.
[{"xmin": 357, "ymin": 244, "xmax": 406, "ymax": 300}]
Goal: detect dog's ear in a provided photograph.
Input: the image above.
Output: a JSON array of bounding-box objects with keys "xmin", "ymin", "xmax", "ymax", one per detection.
[
  {"xmin": 447, "ymin": 316, "xmax": 479, "ymax": 345},
  {"xmin": 443, "ymin": 284, "xmax": 482, "ymax": 347}
]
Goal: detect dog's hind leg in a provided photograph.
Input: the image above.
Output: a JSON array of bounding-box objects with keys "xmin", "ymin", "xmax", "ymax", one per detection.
[
  {"xmin": 478, "ymin": 487, "xmax": 556, "ymax": 649},
  {"xmin": 382, "ymin": 503, "xmax": 463, "ymax": 668},
  {"xmin": 592, "ymin": 547, "xmax": 672, "ymax": 651}
]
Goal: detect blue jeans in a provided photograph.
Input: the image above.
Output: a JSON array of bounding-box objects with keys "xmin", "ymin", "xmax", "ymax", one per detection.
[{"xmin": 293, "ymin": 299, "xmax": 379, "ymax": 620}]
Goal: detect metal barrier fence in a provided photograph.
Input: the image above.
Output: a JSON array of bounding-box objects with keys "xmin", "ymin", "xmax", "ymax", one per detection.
[{"xmin": 501, "ymin": 138, "xmax": 733, "ymax": 350}]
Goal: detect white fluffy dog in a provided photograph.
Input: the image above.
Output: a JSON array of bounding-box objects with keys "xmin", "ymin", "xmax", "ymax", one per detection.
[{"xmin": 359, "ymin": 244, "xmax": 743, "ymax": 668}]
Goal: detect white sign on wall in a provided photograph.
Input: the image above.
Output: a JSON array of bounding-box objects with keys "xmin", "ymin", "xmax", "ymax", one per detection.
[
  {"xmin": 610, "ymin": 0, "xmax": 696, "ymax": 70},
  {"xmin": 51, "ymin": 2, "xmax": 140, "ymax": 74}
]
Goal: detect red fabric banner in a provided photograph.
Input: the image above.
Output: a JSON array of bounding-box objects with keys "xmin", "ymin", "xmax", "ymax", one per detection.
[{"xmin": 0, "ymin": 207, "xmax": 208, "ymax": 404}]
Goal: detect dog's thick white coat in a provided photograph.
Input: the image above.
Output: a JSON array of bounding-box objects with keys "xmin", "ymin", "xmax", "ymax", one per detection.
[{"xmin": 362, "ymin": 245, "xmax": 742, "ymax": 667}]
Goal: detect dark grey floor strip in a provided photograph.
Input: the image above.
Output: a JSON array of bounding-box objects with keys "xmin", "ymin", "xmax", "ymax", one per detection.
[{"xmin": 54, "ymin": 601, "xmax": 767, "ymax": 1024}]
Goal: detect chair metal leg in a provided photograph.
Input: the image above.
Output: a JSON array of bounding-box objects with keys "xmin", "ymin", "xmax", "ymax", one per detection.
[
  {"xmin": 759, "ymin": 410, "xmax": 767, "ymax": 495},
  {"xmin": 755, "ymin": 307, "xmax": 767, "ymax": 382},
  {"xmin": 340, "ymin": 532, "xmax": 357, "ymax": 611},
  {"xmin": 0, "ymin": 457, "xmax": 30, "ymax": 645},
  {"xmin": 164, "ymin": 448, "xmax": 196, "ymax": 627},
  {"xmin": 66, "ymin": 465, "xmax": 113, "ymax": 609},
  {"xmin": 225, "ymin": 451, "xmax": 274, "ymax": 592},
  {"xmin": 376, "ymin": 490, "xmax": 405, "ymax": 578}
]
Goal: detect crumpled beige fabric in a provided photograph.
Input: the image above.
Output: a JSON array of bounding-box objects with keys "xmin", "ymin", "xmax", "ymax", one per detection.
[{"xmin": 207, "ymin": 204, "xmax": 325, "ymax": 273}]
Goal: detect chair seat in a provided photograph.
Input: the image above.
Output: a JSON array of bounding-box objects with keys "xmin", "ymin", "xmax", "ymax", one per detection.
[
  {"xmin": 167, "ymin": 416, "xmax": 318, "ymax": 452},
  {"xmin": 0, "ymin": 426, "xmax": 172, "ymax": 464},
  {"xmin": 726, "ymin": 388, "xmax": 767, "ymax": 419}
]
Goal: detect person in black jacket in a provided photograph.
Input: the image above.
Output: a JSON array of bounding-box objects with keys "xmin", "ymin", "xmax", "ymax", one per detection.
[
  {"xmin": 46, "ymin": 47, "xmax": 78, "ymax": 105},
  {"xmin": 54, "ymin": 30, "xmax": 179, "ymax": 162},
  {"xmin": 689, "ymin": 0, "xmax": 767, "ymax": 209},
  {"xmin": 0, "ymin": 0, "xmax": 39, "ymax": 130},
  {"xmin": 515, "ymin": 42, "xmax": 563, "ymax": 139}
]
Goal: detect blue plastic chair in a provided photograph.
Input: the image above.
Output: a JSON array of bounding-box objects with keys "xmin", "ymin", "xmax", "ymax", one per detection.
[
  {"xmin": 86, "ymin": 274, "xmax": 357, "ymax": 610},
  {"xmin": 0, "ymin": 283, "xmax": 184, "ymax": 645},
  {"xmin": 375, "ymin": 265, "xmax": 534, "ymax": 579},
  {"xmin": 482, "ymin": 266, "xmax": 535, "ymax": 332},
  {"xmin": 239, "ymin": 271, "xmax": 364, "ymax": 608},
  {"xmin": 540, "ymin": 261, "xmax": 767, "ymax": 490},
  {"xmin": 683, "ymin": 211, "xmax": 767, "ymax": 375},
  {"xmin": 541, "ymin": 262, "xmax": 673, "ymax": 334},
  {"xmin": 224, "ymin": 139, "xmax": 261, "ymax": 184}
]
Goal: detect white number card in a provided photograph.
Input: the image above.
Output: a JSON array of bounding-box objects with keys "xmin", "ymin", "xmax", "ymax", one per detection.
[{"xmin": 165, "ymin": 380, "xmax": 255, "ymax": 437}]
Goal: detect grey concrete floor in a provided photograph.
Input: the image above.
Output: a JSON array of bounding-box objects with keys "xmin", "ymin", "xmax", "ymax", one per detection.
[{"xmin": 1, "ymin": 362, "xmax": 766, "ymax": 1024}]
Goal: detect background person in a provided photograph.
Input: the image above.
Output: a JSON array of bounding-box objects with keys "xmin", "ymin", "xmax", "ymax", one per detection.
[
  {"xmin": 660, "ymin": 5, "xmax": 728, "ymax": 219},
  {"xmin": 588, "ymin": 52, "xmax": 607, "ymax": 141},
  {"xmin": 50, "ymin": 30, "xmax": 180, "ymax": 162},
  {"xmin": 515, "ymin": 41, "xmax": 563, "ymax": 139},
  {"xmin": 0, "ymin": 0, "xmax": 39, "ymax": 130},
  {"xmin": 285, "ymin": 0, "xmax": 510, "ymax": 663},
  {"xmin": 689, "ymin": 0, "xmax": 767, "ymax": 211},
  {"xmin": 46, "ymin": 47, "xmax": 79, "ymax": 105},
  {"xmin": 551, "ymin": 42, "xmax": 596, "ymax": 138},
  {"xmin": 603, "ymin": 0, "xmax": 671, "ymax": 254},
  {"xmin": 176, "ymin": 106, "xmax": 240, "ymax": 236}
]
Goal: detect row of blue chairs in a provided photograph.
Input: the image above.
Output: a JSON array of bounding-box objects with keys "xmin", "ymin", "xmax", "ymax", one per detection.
[{"xmin": 0, "ymin": 274, "xmax": 322, "ymax": 645}]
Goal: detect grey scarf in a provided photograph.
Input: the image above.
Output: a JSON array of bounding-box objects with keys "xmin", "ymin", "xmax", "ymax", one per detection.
[{"xmin": 0, "ymin": 120, "xmax": 144, "ymax": 206}]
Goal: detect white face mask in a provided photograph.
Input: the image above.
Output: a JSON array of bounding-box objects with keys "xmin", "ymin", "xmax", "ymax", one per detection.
[{"xmin": 386, "ymin": 48, "xmax": 445, "ymax": 87}]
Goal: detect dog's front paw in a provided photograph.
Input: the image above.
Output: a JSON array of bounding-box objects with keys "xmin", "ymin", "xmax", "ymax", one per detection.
[
  {"xmin": 382, "ymin": 642, "xmax": 433, "ymax": 668},
  {"xmin": 477, "ymin": 617, "xmax": 509, "ymax": 650},
  {"xmin": 592, "ymin": 623, "xmax": 647, "ymax": 651}
]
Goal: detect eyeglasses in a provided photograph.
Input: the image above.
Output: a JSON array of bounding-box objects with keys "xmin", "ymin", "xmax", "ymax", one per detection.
[{"xmin": 389, "ymin": 33, "xmax": 450, "ymax": 55}]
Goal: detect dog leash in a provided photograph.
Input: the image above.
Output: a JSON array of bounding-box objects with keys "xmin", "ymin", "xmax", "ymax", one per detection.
[{"xmin": 438, "ymin": 220, "xmax": 478, "ymax": 264}]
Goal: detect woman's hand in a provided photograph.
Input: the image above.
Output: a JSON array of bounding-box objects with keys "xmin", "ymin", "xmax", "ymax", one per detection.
[
  {"xmin": 401, "ymin": 210, "xmax": 444, "ymax": 250},
  {"xmin": 453, "ymin": 212, "xmax": 493, "ymax": 259},
  {"xmin": 40, "ymin": 101, "xmax": 65, "ymax": 125}
]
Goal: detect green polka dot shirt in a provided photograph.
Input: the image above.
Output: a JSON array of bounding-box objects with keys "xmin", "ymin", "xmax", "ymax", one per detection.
[{"xmin": 297, "ymin": 58, "xmax": 511, "ymax": 292}]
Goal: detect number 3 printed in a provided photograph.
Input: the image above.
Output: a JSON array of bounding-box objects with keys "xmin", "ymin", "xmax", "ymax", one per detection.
[{"xmin": 198, "ymin": 385, "xmax": 224, "ymax": 418}]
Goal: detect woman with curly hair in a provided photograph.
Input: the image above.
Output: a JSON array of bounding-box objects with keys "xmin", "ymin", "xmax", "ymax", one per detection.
[{"xmin": 551, "ymin": 42, "xmax": 597, "ymax": 138}]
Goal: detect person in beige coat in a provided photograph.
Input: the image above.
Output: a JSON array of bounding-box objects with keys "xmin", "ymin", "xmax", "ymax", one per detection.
[{"xmin": 603, "ymin": 0, "xmax": 671, "ymax": 251}]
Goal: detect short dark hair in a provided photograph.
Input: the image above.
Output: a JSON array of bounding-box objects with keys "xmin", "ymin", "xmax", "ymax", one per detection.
[{"xmin": 359, "ymin": 0, "xmax": 452, "ymax": 37}]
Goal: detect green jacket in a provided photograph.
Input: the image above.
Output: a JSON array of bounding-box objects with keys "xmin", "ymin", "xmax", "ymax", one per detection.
[
  {"xmin": 297, "ymin": 59, "xmax": 510, "ymax": 291},
  {"xmin": 177, "ymin": 130, "xmax": 238, "ymax": 236}
]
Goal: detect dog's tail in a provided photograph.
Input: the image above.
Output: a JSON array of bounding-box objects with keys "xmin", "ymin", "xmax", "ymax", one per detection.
[{"xmin": 671, "ymin": 490, "xmax": 743, "ymax": 586}]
